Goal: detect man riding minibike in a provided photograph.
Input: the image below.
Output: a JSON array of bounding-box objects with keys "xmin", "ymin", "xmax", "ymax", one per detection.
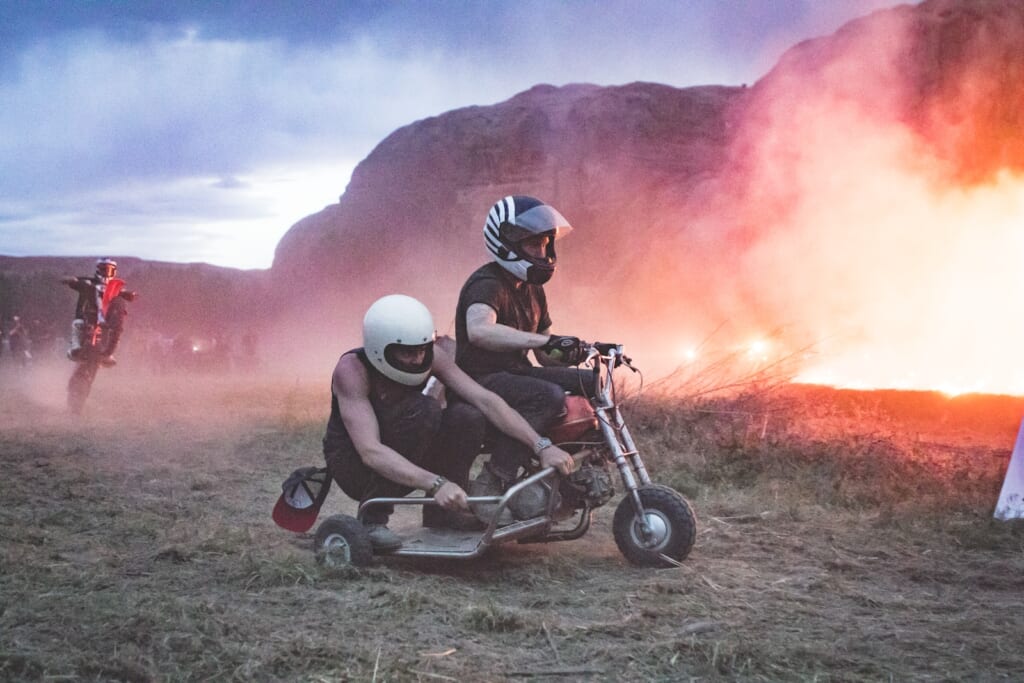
[
  {"xmin": 272, "ymin": 294, "xmax": 575, "ymax": 553},
  {"xmin": 274, "ymin": 295, "xmax": 697, "ymax": 568}
]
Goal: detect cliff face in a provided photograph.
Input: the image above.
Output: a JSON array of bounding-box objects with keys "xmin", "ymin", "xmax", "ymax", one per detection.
[
  {"xmin": 272, "ymin": 82, "xmax": 743, "ymax": 334},
  {"xmin": 5, "ymin": 0, "xmax": 1022, "ymax": 371},
  {"xmin": 270, "ymin": 0, "xmax": 1024, "ymax": 360}
]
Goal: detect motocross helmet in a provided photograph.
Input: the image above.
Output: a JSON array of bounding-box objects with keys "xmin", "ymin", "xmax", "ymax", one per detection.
[
  {"xmin": 95, "ymin": 258, "xmax": 117, "ymax": 282},
  {"xmin": 483, "ymin": 195, "xmax": 573, "ymax": 285},
  {"xmin": 362, "ymin": 294, "xmax": 436, "ymax": 386}
]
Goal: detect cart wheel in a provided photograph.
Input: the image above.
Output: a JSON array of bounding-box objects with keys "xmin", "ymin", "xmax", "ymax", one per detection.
[
  {"xmin": 314, "ymin": 514, "xmax": 373, "ymax": 567},
  {"xmin": 613, "ymin": 485, "xmax": 696, "ymax": 567}
]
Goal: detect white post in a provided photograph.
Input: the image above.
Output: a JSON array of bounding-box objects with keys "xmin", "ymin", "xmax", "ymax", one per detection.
[{"xmin": 994, "ymin": 418, "xmax": 1024, "ymax": 520}]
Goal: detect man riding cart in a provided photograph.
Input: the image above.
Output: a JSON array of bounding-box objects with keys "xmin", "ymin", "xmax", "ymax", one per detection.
[{"xmin": 273, "ymin": 294, "xmax": 574, "ymax": 553}]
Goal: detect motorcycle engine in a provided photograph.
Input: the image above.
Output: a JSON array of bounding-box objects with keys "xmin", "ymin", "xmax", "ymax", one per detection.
[
  {"xmin": 561, "ymin": 463, "xmax": 615, "ymax": 510},
  {"xmin": 508, "ymin": 480, "xmax": 561, "ymax": 520}
]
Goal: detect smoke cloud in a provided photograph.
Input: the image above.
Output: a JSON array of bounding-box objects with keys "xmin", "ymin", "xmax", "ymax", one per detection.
[{"xmin": 712, "ymin": 3, "xmax": 1024, "ymax": 395}]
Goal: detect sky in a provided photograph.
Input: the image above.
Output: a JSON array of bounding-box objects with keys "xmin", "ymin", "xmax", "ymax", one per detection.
[{"xmin": 0, "ymin": 0, "xmax": 916, "ymax": 270}]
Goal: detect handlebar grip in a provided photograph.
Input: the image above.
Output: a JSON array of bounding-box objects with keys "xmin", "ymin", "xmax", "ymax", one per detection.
[{"xmin": 591, "ymin": 341, "xmax": 620, "ymax": 355}]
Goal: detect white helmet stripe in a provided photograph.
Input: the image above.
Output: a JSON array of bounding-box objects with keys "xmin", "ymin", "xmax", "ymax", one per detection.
[{"xmin": 486, "ymin": 214, "xmax": 500, "ymax": 234}]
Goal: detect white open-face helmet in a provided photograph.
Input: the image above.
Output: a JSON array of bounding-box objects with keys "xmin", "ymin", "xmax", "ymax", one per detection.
[
  {"xmin": 483, "ymin": 195, "xmax": 573, "ymax": 285},
  {"xmin": 362, "ymin": 294, "xmax": 436, "ymax": 386}
]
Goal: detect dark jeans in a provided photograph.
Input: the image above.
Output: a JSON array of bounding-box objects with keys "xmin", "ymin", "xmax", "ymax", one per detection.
[
  {"xmin": 323, "ymin": 392, "xmax": 485, "ymax": 524},
  {"xmin": 477, "ymin": 366, "xmax": 595, "ymax": 482}
]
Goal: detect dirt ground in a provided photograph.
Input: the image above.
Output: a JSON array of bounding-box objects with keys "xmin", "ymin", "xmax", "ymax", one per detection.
[{"xmin": 2, "ymin": 361, "xmax": 1024, "ymax": 682}]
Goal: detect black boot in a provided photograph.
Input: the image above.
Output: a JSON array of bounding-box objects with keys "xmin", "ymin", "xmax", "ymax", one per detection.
[{"xmin": 362, "ymin": 512, "xmax": 402, "ymax": 552}]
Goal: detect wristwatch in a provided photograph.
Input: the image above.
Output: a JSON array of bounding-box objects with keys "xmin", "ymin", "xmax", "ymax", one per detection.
[
  {"xmin": 533, "ymin": 437, "xmax": 553, "ymax": 456},
  {"xmin": 426, "ymin": 475, "xmax": 448, "ymax": 496}
]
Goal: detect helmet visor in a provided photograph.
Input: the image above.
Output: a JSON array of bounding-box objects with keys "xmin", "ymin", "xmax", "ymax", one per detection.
[
  {"xmin": 383, "ymin": 342, "xmax": 434, "ymax": 376},
  {"xmin": 96, "ymin": 263, "xmax": 116, "ymax": 278},
  {"xmin": 505, "ymin": 203, "xmax": 573, "ymax": 241}
]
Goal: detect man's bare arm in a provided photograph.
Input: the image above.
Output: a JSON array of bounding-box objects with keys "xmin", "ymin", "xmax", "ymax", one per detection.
[
  {"xmin": 333, "ymin": 354, "xmax": 469, "ymax": 510},
  {"xmin": 466, "ymin": 303, "xmax": 549, "ymax": 352},
  {"xmin": 333, "ymin": 355, "xmax": 438, "ymax": 490}
]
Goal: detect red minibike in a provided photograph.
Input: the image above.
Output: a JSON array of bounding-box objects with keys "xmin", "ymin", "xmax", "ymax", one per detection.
[{"xmin": 314, "ymin": 342, "xmax": 698, "ymax": 568}]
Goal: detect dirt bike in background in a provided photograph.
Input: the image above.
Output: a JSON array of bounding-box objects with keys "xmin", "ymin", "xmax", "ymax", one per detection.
[
  {"xmin": 62, "ymin": 279, "xmax": 137, "ymax": 416},
  {"xmin": 311, "ymin": 342, "xmax": 698, "ymax": 568}
]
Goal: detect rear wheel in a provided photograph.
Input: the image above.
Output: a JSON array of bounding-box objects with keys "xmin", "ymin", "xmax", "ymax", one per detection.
[
  {"xmin": 67, "ymin": 361, "xmax": 99, "ymax": 415},
  {"xmin": 613, "ymin": 485, "xmax": 696, "ymax": 567},
  {"xmin": 314, "ymin": 514, "xmax": 373, "ymax": 567}
]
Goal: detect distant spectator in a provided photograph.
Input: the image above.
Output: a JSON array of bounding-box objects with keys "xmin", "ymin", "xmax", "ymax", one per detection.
[{"xmin": 7, "ymin": 316, "xmax": 31, "ymax": 366}]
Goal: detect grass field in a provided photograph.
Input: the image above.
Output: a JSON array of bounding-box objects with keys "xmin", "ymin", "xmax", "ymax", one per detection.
[{"xmin": 2, "ymin": 360, "xmax": 1024, "ymax": 681}]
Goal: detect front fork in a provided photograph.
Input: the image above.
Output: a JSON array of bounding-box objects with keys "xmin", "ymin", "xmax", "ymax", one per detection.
[{"xmin": 595, "ymin": 403, "xmax": 655, "ymax": 536}]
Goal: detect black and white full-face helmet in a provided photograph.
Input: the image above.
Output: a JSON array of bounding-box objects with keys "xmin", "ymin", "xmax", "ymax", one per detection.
[
  {"xmin": 95, "ymin": 258, "xmax": 117, "ymax": 282},
  {"xmin": 483, "ymin": 195, "xmax": 573, "ymax": 285},
  {"xmin": 362, "ymin": 294, "xmax": 436, "ymax": 386}
]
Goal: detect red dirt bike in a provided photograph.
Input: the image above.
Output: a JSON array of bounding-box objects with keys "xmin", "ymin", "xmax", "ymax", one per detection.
[
  {"xmin": 67, "ymin": 322, "xmax": 112, "ymax": 415},
  {"xmin": 313, "ymin": 342, "xmax": 698, "ymax": 568}
]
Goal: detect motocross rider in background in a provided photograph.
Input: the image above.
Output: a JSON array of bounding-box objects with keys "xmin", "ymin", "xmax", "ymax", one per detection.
[
  {"xmin": 454, "ymin": 195, "xmax": 593, "ymax": 522},
  {"xmin": 322, "ymin": 294, "xmax": 574, "ymax": 552},
  {"xmin": 61, "ymin": 258, "xmax": 137, "ymax": 366}
]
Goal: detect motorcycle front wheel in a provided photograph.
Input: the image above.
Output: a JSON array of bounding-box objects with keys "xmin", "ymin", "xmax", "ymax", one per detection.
[{"xmin": 612, "ymin": 485, "xmax": 696, "ymax": 567}]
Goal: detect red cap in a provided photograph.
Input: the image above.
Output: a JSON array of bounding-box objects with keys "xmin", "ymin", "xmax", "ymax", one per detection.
[{"xmin": 272, "ymin": 467, "xmax": 330, "ymax": 532}]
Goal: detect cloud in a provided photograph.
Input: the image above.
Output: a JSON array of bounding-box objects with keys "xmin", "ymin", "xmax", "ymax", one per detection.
[
  {"xmin": 2, "ymin": 33, "xmax": 419, "ymax": 193},
  {"xmin": 0, "ymin": 32, "xmax": 479, "ymax": 265},
  {"xmin": 0, "ymin": 1, "xmax": 919, "ymax": 267},
  {"xmin": 0, "ymin": 161, "xmax": 353, "ymax": 268}
]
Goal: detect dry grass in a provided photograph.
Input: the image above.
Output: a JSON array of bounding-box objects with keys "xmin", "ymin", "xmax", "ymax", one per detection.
[{"xmin": 2, "ymin": 360, "xmax": 1024, "ymax": 681}]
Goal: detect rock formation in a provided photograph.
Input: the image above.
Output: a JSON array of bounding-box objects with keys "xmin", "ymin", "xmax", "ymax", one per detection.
[
  {"xmin": 4, "ymin": 0, "xmax": 1022, "ymax": 374},
  {"xmin": 271, "ymin": 0, "xmax": 1024, "ymax": 361}
]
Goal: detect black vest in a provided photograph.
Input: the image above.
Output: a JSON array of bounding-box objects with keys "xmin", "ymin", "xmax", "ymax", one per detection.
[{"xmin": 325, "ymin": 348, "xmax": 428, "ymax": 438}]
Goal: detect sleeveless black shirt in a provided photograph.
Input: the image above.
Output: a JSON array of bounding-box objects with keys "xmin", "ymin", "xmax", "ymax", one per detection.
[{"xmin": 325, "ymin": 348, "xmax": 429, "ymax": 440}]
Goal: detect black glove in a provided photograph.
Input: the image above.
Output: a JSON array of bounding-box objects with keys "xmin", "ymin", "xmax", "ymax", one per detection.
[{"xmin": 543, "ymin": 335, "xmax": 588, "ymax": 365}]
